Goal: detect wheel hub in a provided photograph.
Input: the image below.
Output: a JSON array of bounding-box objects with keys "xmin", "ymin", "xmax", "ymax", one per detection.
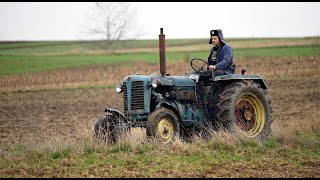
[
  {"xmin": 163, "ymin": 127, "xmax": 169, "ymax": 136},
  {"xmin": 235, "ymin": 99, "xmax": 256, "ymax": 131},
  {"xmin": 243, "ymin": 110, "xmax": 252, "ymax": 121},
  {"xmin": 157, "ymin": 118, "xmax": 174, "ymax": 142}
]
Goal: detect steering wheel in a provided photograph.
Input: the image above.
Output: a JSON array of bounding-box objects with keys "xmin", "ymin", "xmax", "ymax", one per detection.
[{"xmin": 191, "ymin": 58, "xmax": 208, "ymax": 73}]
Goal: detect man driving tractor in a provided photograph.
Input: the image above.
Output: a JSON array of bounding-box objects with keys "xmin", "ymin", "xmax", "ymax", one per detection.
[{"xmin": 207, "ymin": 29, "xmax": 235, "ymax": 76}]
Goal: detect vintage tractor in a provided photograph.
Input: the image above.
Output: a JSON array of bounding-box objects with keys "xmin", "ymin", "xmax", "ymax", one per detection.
[{"xmin": 94, "ymin": 28, "xmax": 272, "ymax": 144}]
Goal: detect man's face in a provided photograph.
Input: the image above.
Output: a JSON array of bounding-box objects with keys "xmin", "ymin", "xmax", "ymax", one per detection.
[{"xmin": 211, "ymin": 36, "xmax": 220, "ymax": 47}]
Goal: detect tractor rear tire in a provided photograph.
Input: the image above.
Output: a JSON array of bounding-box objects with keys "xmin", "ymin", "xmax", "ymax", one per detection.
[
  {"xmin": 146, "ymin": 108, "xmax": 180, "ymax": 144},
  {"xmin": 216, "ymin": 80, "xmax": 272, "ymax": 143}
]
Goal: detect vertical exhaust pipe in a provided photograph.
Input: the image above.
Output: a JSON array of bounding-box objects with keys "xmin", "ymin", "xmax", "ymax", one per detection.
[{"xmin": 159, "ymin": 28, "xmax": 166, "ymax": 76}]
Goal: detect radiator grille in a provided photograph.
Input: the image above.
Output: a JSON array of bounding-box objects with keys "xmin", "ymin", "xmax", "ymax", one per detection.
[
  {"xmin": 123, "ymin": 81, "xmax": 144, "ymax": 111},
  {"xmin": 123, "ymin": 82, "xmax": 128, "ymax": 111}
]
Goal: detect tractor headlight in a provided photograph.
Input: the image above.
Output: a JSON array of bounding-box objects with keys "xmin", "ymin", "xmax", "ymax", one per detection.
[
  {"xmin": 115, "ymin": 83, "xmax": 123, "ymax": 93},
  {"xmin": 151, "ymin": 79, "xmax": 160, "ymax": 88}
]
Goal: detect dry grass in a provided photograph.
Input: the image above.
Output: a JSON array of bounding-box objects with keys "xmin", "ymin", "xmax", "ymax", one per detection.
[
  {"xmin": 1, "ymin": 56, "xmax": 319, "ymax": 93},
  {"xmin": 235, "ymin": 56, "xmax": 320, "ymax": 80},
  {"xmin": 0, "ymin": 60, "xmax": 189, "ymax": 93}
]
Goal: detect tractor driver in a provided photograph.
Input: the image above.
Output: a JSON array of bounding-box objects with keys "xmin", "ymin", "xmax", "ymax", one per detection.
[{"xmin": 207, "ymin": 29, "xmax": 235, "ymax": 76}]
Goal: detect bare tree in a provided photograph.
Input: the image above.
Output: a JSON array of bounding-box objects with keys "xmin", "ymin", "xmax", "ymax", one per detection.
[{"xmin": 84, "ymin": 2, "xmax": 142, "ymax": 50}]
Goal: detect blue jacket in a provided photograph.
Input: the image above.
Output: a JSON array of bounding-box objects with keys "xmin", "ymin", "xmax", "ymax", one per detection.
[{"xmin": 207, "ymin": 29, "xmax": 235, "ymax": 74}]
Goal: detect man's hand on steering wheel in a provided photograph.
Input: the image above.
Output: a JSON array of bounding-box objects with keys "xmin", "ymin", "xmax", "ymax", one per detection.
[{"xmin": 208, "ymin": 65, "xmax": 217, "ymax": 70}]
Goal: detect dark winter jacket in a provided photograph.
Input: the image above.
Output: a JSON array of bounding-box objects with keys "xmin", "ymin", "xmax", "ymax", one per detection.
[{"xmin": 207, "ymin": 29, "xmax": 235, "ymax": 74}]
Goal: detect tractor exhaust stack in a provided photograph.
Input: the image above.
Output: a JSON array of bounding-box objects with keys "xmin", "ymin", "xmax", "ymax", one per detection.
[{"xmin": 159, "ymin": 28, "xmax": 166, "ymax": 76}]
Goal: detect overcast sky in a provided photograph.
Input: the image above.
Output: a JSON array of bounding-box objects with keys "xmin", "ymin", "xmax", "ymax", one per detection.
[{"xmin": 0, "ymin": 2, "xmax": 319, "ymax": 41}]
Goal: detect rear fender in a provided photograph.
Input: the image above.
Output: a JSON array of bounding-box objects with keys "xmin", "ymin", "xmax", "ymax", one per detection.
[
  {"xmin": 105, "ymin": 108, "xmax": 126, "ymax": 121},
  {"xmin": 213, "ymin": 74, "xmax": 268, "ymax": 89}
]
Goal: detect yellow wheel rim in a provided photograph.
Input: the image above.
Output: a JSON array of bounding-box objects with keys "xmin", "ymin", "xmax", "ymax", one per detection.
[
  {"xmin": 235, "ymin": 93, "xmax": 265, "ymax": 138},
  {"xmin": 157, "ymin": 118, "xmax": 174, "ymax": 143}
]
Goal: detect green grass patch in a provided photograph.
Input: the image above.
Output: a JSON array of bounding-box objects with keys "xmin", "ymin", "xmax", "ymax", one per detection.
[
  {"xmin": 107, "ymin": 142, "xmax": 133, "ymax": 154},
  {"xmin": 0, "ymin": 39, "xmax": 207, "ymax": 55},
  {"xmin": 298, "ymin": 130, "xmax": 320, "ymax": 154},
  {"xmin": 49, "ymin": 147, "xmax": 72, "ymax": 160},
  {"xmin": 234, "ymin": 45, "xmax": 320, "ymax": 57},
  {"xmin": 0, "ymin": 133, "xmax": 319, "ymax": 177}
]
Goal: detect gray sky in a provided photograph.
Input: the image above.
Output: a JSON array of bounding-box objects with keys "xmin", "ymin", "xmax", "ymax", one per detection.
[{"xmin": 0, "ymin": 2, "xmax": 320, "ymax": 41}]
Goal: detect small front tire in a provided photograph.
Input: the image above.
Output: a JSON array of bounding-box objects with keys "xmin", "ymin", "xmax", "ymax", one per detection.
[
  {"xmin": 94, "ymin": 115, "xmax": 129, "ymax": 144},
  {"xmin": 146, "ymin": 108, "xmax": 180, "ymax": 144}
]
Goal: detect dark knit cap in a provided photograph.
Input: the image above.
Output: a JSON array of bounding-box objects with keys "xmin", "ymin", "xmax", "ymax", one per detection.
[
  {"xmin": 209, "ymin": 30, "xmax": 219, "ymax": 44},
  {"xmin": 210, "ymin": 30, "xmax": 219, "ymax": 36}
]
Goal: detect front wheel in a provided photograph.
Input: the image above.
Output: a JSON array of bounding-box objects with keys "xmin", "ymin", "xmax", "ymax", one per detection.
[
  {"xmin": 146, "ymin": 108, "xmax": 180, "ymax": 144},
  {"xmin": 216, "ymin": 80, "xmax": 272, "ymax": 143}
]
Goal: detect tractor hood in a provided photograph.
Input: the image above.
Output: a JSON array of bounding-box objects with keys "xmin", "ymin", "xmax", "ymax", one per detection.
[
  {"xmin": 121, "ymin": 74, "xmax": 157, "ymax": 84},
  {"xmin": 121, "ymin": 73, "xmax": 196, "ymax": 87},
  {"xmin": 151, "ymin": 75, "xmax": 196, "ymax": 87}
]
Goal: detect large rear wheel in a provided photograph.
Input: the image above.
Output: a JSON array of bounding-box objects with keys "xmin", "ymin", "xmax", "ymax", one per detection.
[{"xmin": 216, "ymin": 80, "xmax": 272, "ymax": 143}]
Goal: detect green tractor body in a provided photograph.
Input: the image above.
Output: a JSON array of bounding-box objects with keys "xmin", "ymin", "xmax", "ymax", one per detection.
[{"xmin": 95, "ymin": 28, "xmax": 272, "ymax": 144}]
